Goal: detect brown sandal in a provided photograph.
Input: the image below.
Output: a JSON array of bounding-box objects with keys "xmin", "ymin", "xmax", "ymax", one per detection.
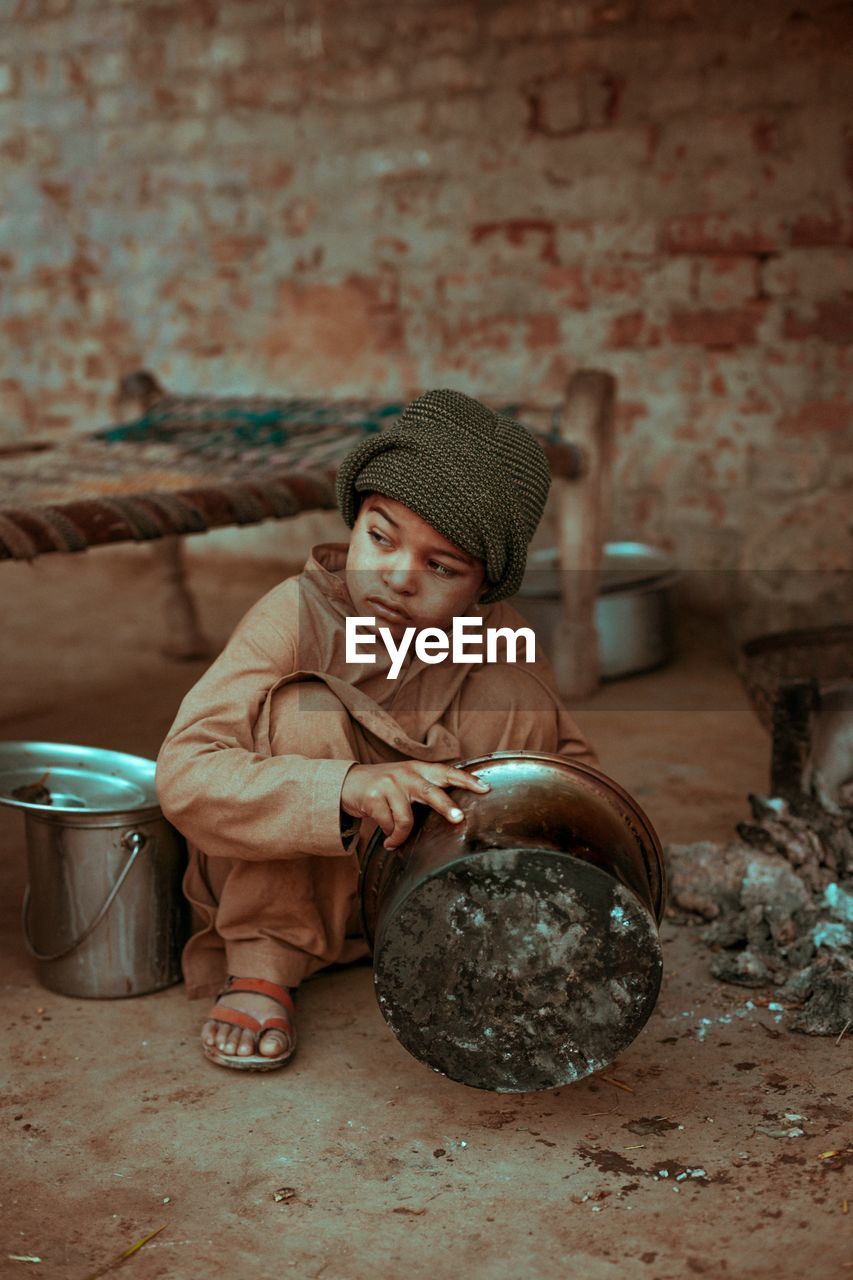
[{"xmin": 203, "ymin": 977, "xmax": 297, "ymax": 1072}]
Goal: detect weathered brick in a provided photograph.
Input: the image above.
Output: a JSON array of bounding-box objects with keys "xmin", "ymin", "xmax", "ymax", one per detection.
[
  {"xmin": 556, "ymin": 219, "xmax": 658, "ymax": 259},
  {"xmin": 673, "ymin": 436, "xmax": 749, "ymax": 492},
  {"xmin": 419, "ymin": 7, "xmax": 485, "ymax": 51},
  {"xmin": 216, "ymin": 0, "xmax": 297, "ymax": 30},
  {"xmin": 0, "ymin": 378, "xmax": 40, "ymax": 429},
  {"xmin": 660, "ymin": 212, "xmax": 785, "ymax": 255},
  {"xmin": 527, "ymin": 76, "xmax": 584, "ymax": 136},
  {"xmin": 209, "ymin": 112, "xmax": 299, "ymax": 154},
  {"xmin": 789, "ymin": 208, "xmax": 853, "ymax": 248},
  {"xmin": 489, "ymin": 38, "xmax": 570, "ymax": 87},
  {"xmin": 741, "ymin": 490, "xmax": 852, "ymax": 577},
  {"xmin": 486, "ymin": 1, "xmax": 597, "ymax": 42},
  {"xmin": 223, "ymin": 69, "xmax": 305, "ymax": 112},
  {"xmin": 84, "ymin": 49, "xmax": 128, "ymax": 88},
  {"xmin": 747, "ymin": 443, "xmax": 828, "ymax": 494},
  {"xmin": 776, "ymin": 400, "xmax": 852, "ymax": 445},
  {"xmin": 0, "ymin": 63, "xmax": 17, "ymax": 96},
  {"xmin": 469, "ymin": 219, "xmax": 559, "ymax": 267},
  {"xmin": 619, "ymin": 71, "xmax": 703, "ymax": 122},
  {"xmin": 328, "ymin": 100, "xmax": 427, "ymax": 149},
  {"xmin": 149, "ymin": 78, "xmax": 216, "ymax": 118},
  {"xmin": 693, "ymin": 256, "xmax": 759, "ymax": 307},
  {"xmin": 433, "ymin": 269, "xmax": 537, "ymax": 314},
  {"xmin": 312, "ymin": 62, "xmax": 405, "ymax": 105},
  {"xmin": 700, "ymin": 61, "xmax": 791, "ymax": 113},
  {"xmin": 783, "ymin": 300, "xmax": 853, "ymax": 344},
  {"xmin": 539, "ymin": 124, "xmax": 655, "ymax": 180},
  {"xmin": 407, "ymin": 54, "xmax": 486, "ymax": 95},
  {"xmin": 607, "ymin": 311, "xmax": 662, "ymax": 348},
  {"xmin": 15, "ymin": 0, "xmax": 73, "ymax": 19},
  {"xmin": 668, "ymin": 304, "xmax": 767, "ymax": 347},
  {"xmin": 424, "ymin": 91, "xmax": 528, "ymax": 140},
  {"xmin": 541, "ymin": 265, "xmax": 589, "ymax": 309},
  {"xmin": 17, "ymin": 52, "xmax": 58, "ymax": 97},
  {"xmin": 267, "ymin": 274, "xmax": 405, "ymax": 366},
  {"xmin": 524, "ymin": 313, "xmax": 561, "ymax": 349},
  {"xmin": 167, "ymin": 32, "xmax": 248, "ymax": 73},
  {"xmin": 589, "ymin": 263, "xmax": 644, "ymax": 300},
  {"xmin": 761, "ymin": 248, "xmax": 853, "ymax": 300},
  {"xmin": 547, "ymin": 167, "xmax": 648, "ymax": 220},
  {"xmin": 613, "ymin": 398, "xmax": 650, "ymax": 437},
  {"xmin": 642, "ymin": 0, "xmax": 699, "ymax": 20}
]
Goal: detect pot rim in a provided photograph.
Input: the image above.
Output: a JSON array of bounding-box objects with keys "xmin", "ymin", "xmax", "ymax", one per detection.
[
  {"xmin": 359, "ymin": 750, "xmax": 668, "ymax": 944},
  {"xmin": 0, "ymin": 740, "xmax": 158, "ymax": 816},
  {"xmin": 455, "ymin": 749, "xmax": 664, "ymax": 854}
]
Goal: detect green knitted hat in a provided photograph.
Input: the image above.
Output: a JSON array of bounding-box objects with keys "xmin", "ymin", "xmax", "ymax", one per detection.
[{"xmin": 335, "ymin": 389, "xmax": 551, "ymax": 603}]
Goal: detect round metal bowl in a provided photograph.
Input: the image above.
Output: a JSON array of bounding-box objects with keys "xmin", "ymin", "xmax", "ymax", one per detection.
[
  {"xmin": 517, "ymin": 541, "xmax": 680, "ymax": 680},
  {"xmin": 360, "ymin": 750, "xmax": 667, "ymax": 1093}
]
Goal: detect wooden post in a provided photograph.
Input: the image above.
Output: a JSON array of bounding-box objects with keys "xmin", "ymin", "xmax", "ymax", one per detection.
[
  {"xmin": 115, "ymin": 369, "xmax": 212, "ymax": 661},
  {"xmin": 116, "ymin": 369, "xmax": 167, "ymax": 418},
  {"xmin": 150, "ymin": 534, "xmax": 212, "ymax": 660},
  {"xmin": 552, "ymin": 369, "xmax": 616, "ymax": 700}
]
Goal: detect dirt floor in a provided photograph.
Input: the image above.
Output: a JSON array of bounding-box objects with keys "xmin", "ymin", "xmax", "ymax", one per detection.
[{"xmin": 2, "ymin": 544, "xmax": 850, "ymax": 1279}]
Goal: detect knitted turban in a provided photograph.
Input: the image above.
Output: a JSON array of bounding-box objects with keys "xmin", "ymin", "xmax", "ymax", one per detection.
[{"xmin": 335, "ymin": 389, "xmax": 551, "ymax": 604}]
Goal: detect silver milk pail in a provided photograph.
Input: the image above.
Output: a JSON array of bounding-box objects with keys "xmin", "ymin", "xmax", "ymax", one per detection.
[{"xmin": 22, "ymin": 804, "xmax": 188, "ymax": 999}]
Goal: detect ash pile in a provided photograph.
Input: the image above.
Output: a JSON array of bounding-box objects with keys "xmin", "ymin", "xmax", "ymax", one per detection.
[{"xmin": 665, "ymin": 680, "xmax": 853, "ymax": 1036}]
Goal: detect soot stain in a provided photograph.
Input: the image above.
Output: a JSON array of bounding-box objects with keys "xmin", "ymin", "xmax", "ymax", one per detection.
[
  {"xmin": 576, "ymin": 1144, "xmax": 642, "ymax": 1177},
  {"xmin": 624, "ymin": 1116, "xmax": 681, "ymax": 1137}
]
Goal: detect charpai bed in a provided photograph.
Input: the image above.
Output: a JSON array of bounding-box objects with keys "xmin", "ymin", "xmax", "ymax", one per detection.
[{"xmin": 0, "ymin": 368, "xmax": 615, "ymax": 697}]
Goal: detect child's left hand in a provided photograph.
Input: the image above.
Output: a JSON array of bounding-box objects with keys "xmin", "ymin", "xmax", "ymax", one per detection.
[{"xmin": 340, "ymin": 760, "xmax": 490, "ymax": 851}]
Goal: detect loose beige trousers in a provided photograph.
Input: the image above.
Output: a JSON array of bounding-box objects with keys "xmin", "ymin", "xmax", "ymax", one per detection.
[{"xmin": 181, "ymin": 665, "xmax": 585, "ymax": 998}]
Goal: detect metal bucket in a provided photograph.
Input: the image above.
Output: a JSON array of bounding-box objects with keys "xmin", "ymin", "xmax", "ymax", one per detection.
[
  {"xmin": 1, "ymin": 742, "xmax": 188, "ymax": 999},
  {"xmin": 360, "ymin": 751, "xmax": 667, "ymax": 1093}
]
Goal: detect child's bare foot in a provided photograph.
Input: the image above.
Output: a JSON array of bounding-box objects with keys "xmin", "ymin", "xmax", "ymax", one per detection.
[{"xmin": 201, "ymin": 978, "xmax": 296, "ymax": 1069}]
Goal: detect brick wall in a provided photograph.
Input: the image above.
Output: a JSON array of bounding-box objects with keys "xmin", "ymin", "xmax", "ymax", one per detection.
[{"xmin": 1, "ymin": 0, "xmax": 851, "ymax": 621}]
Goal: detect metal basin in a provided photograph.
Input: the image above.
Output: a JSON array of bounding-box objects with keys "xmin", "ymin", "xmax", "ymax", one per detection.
[{"xmin": 518, "ymin": 541, "xmax": 680, "ymax": 679}]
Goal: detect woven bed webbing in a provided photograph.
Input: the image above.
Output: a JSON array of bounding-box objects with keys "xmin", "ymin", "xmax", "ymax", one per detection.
[{"xmin": 0, "ymin": 394, "xmax": 582, "ymax": 561}]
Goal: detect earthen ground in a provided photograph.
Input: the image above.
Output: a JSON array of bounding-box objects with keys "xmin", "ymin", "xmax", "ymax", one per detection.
[{"xmin": 2, "ymin": 545, "xmax": 850, "ymax": 1279}]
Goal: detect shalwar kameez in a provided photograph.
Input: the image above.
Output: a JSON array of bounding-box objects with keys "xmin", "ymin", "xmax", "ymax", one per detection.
[{"xmin": 155, "ymin": 541, "xmax": 599, "ymax": 998}]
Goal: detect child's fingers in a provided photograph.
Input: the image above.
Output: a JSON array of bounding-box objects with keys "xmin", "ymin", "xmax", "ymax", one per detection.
[
  {"xmin": 373, "ymin": 794, "xmax": 397, "ymax": 838},
  {"xmin": 382, "ymin": 790, "xmax": 415, "ymax": 849},
  {"xmin": 412, "ymin": 779, "xmax": 468, "ymax": 827},
  {"xmin": 415, "ymin": 763, "xmax": 491, "ymax": 794},
  {"xmin": 446, "ymin": 767, "xmax": 491, "ymax": 793}
]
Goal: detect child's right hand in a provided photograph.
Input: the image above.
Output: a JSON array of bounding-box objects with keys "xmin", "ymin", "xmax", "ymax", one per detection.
[{"xmin": 340, "ymin": 761, "xmax": 491, "ymax": 851}]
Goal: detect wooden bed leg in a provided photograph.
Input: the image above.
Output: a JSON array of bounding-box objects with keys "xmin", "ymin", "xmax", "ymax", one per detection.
[
  {"xmin": 552, "ymin": 369, "xmax": 616, "ymax": 700},
  {"xmin": 114, "ymin": 368, "xmax": 210, "ymax": 661},
  {"xmin": 151, "ymin": 536, "xmax": 212, "ymax": 660},
  {"xmin": 116, "ymin": 368, "xmax": 167, "ymax": 418}
]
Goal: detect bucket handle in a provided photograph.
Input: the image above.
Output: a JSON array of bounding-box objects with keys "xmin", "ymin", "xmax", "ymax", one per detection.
[{"xmin": 22, "ymin": 829, "xmax": 148, "ymax": 963}]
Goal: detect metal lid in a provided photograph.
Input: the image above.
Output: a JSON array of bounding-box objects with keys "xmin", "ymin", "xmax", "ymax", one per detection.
[{"xmin": 0, "ymin": 741, "xmax": 159, "ymax": 815}]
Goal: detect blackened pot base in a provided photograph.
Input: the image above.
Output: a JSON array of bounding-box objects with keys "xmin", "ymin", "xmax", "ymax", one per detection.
[{"xmin": 372, "ymin": 846, "xmax": 663, "ymax": 1093}]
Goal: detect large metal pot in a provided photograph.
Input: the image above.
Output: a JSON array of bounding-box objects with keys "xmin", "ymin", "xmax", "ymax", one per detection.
[{"xmin": 360, "ymin": 751, "xmax": 666, "ymax": 1093}]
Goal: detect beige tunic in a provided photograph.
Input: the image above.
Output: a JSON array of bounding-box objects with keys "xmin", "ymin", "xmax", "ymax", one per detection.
[{"xmin": 155, "ymin": 542, "xmax": 599, "ymax": 997}]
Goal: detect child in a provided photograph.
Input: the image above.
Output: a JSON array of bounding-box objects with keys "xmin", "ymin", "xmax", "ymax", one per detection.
[{"xmin": 155, "ymin": 389, "xmax": 599, "ymax": 1071}]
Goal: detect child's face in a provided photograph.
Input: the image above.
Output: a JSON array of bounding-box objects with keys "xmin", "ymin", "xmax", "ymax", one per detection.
[{"xmin": 345, "ymin": 493, "xmax": 488, "ymax": 637}]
